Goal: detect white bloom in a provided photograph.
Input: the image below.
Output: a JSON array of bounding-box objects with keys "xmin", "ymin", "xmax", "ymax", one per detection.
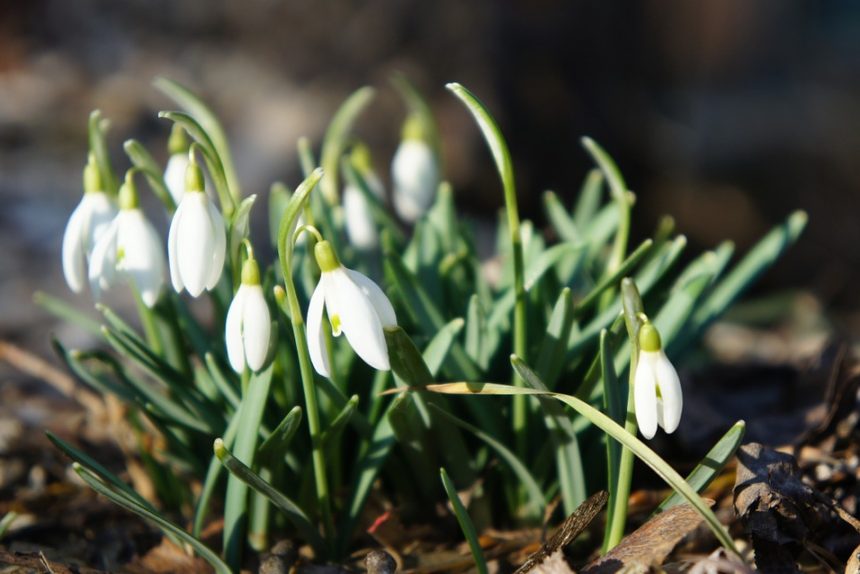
[
  {"xmin": 225, "ymin": 259, "xmax": 271, "ymax": 373},
  {"xmin": 62, "ymin": 191, "xmax": 117, "ymax": 294},
  {"xmin": 344, "ymin": 172, "xmax": 384, "ymax": 249},
  {"xmin": 163, "ymin": 153, "xmax": 189, "ymax": 205},
  {"xmin": 633, "ymin": 323, "xmax": 683, "ymax": 440},
  {"xmin": 392, "ymin": 139, "xmax": 438, "ymax": 223},
  {"xmin": 88, "ymin": 184, "xmax": 165, "ymax": 307},
  {"xmin": 306, "ymin": 240, "xmax": 396, "ymax": 377},
  {"xmin": 167, "ymin": 162, "xmax": 226, "ymax": 297}
]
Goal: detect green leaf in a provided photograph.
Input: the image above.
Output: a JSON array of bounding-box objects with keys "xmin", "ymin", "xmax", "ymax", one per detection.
[
  {"xmin": 465, "ymin": 294, "xmax": 489, "ymax": 370},
  {"xmin": 657, "ymin": 421, "xmax": 745, "ymax": 512},
  {"xmin": 322, "ymin": 395, "xmax": 359, "ymax": 449},
  {"xmin": 320, "ymin": 86, "xmax": 375, "ymax": 204},
  {"xmin": 341, "ymin": 156, "xmax": 404, "ymax": 243},
  {"xmin": 388, "ymin": 394, "xmax": 437, "ymax": 499},
  {"xmin": 429, "ymin": 404, "xmax": 546, "ymax": 518},
  {"xmin": 422, "ymin": 318, "xmax": 466, "ymax": 376},
  {"xmin": 230, "ymin": 194, "xmax": 258, "ymax": 268},
  {"xmin": 544, "ymin": 190, "xmax": 580, "ymax": 243},
  {"xmin": 88, "ymin": 110, "xmax": 118, "ymax": 195},
  {"xmin": 214, "ymin": 438, "xmax": 323, "ymax": 552},
  {"xmin": 269, "ymin": 182, "xmax": 291, "ymax": 247},
  {"xmin": 223, "ymin": 366, "xmax": 273, "ymax": 568},
  {"xmin": 34, "ymin": 291, "xmax": 102, "ymax": 337},
  {"xmin": 440, "ymin": 467, "xmax": 489, "ymax": 574},
  {"xmin": 535, "ymin": 288, "xmax": 574, "ymax": 388},
  {"xmin": 158, "ymin": 110, "xmax": 233, "ymax": 215},
  {"xmin": 0, "ymin": 512, "xmax": 17, "ymax": 540},
  {"xmin": 193, "ymin": 411, "xmax": 242, "ymax": 538},
  {"xmin": 691, "ymin": 211, "xmax": 807, "ymax": 335},
  {"xmin": 154, "ymin": 77, "xmax": 240, "ymax": 199},
  {"xmin": 277, "ymin": 168, "xmax": 324, "ymax": 294},
  {"xmin": 123, "ymin": 139, "xmax": 175, "ymax": 211},
  {"xmin": 74, "ymin": 464, "xmax": 231, "ymax": 574},
  {"xmin": 417, "ymin": 362, "xmax": 740, "ymax": 556},
  {"xmin": 572, "ymin": 238, "xmax": 654, "ymax": 317},
  {"xmin": 257, "ymin": 406, "xmax": 302, "ymax": 467},
  {"xmin": 573, "ymin": 168, "xmax": 604, "ymax": 231}
]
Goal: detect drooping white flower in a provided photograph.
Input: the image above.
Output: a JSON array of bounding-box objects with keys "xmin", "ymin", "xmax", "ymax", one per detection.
[
  {"xmin": 391, "ymin": 114, "xmax": 439, "ymax": 223},
  {"xmin": 62, "ymin": 156, "xmax": 118, "ymax": 294},
  {"xmin": 167, "ymin": 159, "xmax": 226, "ymax": 297},
  {"xmin": 225, "ymin": 256, "xmax": 271, "ymax": 373},
  {"xmin": 343, "ymin": 143, "xmax": 385, "ymax": 249},
  {"xmin": 633, "ymin": 323, "xmax": 683, "ymax": 440},
  {"xmin": 88, "ymin": 173, "xmax": 165, "ymax": 307},
  {"xmin": 163, "ymin": 124, "xmax": 191, "ymax": 205},
  {"xmin": 306, "ymin": 240, "xmax": 396, "ymax": 377}
]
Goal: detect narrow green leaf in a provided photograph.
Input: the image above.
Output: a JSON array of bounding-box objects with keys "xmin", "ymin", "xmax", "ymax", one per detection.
[
  {"xmin": 465, "ymin": 294, "xmax": 488, "ymax": 370},
  {"xmin": 214, "ymin": 438, "xmax": 323, "ymax": 552},
  {"xmin": 657, "ymin": 421, "xmax": 745, "ymax": 512},
  {"xmin": 422, "ymin": 318, "xmax": 466, "ymax": 376},
  {"xmin": 573, "ymin": 168, "xmax": 604, "ymax": 231},
  {"xmin": 34, "ymin": 291, "xmax": 102, "ymax": 337},
  {"xmin": 544, "ymin": 190, "xmax": 580, "ymax": 243},
  {"xmin": 269, "ymin": 182, "xmax": 291, "ymax": 247},
  {"xmin": 204, "ymin": 353, "xmax": 241, "ymax": 409},
  {"xmin": 257, "ymin": 406, "xmax": 302, "ymax": 467},
  {"xmin": 420, "ymin": 363, "xmax": 740, "ymax": 556},
  {"xmin": 193, "ymin": 412, "xmax": 241, "ymax": 538},
  {"xmin": 158, "ymin": 111, "xmax": 233, "ymax": 215},
  {"xmin": 429, "ymin": 404, "xmax": 546, "ymax": 518},
  {"xmin": 322, "ymin": 395, "xmax": 359, "ymax": 449},
  {"xmin": 74, "ymin": 464, "xmax": 231, "ymax": 574},
  {"xmin": 154, "ymin": 77, "xmax": 240, "ymax": 199},
  {"xmin": 320, "ymin": 87, "xmax": 375, "ymax": 204},
  {"xmin": 0, "ymin": 512, "xmax": 17, "ymax": 540},
  {"xmin": 535, "ymin": 288, "xmax": 574, "ymax": 387},
  {"xmin": 572, "ymin": 238, "xmax": 654, "ymax": 316},
  {"xmin": 440, "ymin": 467, "xmax": 489, "ymax": 574},
  {"xmin": 224, "ymin": 365, "xmax": 273, "ymax": 568},
  {"xmin": 388, "ymin": 394, "xmax": 437, "ymax": 499},
  {"xmin": 691, "ymin": 211, "xmax": 807, "ymax": 334}
]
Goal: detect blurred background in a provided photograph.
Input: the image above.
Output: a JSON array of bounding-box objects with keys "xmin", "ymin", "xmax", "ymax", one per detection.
[{"xmin": 2, "ymin": 0, "xmax": 860, "ymax": 350}]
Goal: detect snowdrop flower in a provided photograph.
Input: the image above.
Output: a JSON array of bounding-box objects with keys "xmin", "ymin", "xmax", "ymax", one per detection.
[
  {"xmin": 88, "ymin": 172, "xmax": 165, "ymax": 307},
  {"xmin": 343, "ymin": 143, "xmax": 385, "ymax": 249},
  {"xmin": 163, "ymin": 124, "xmax": 191, "ymax": 205},
  {"xmin": 633, "ymin": 322, "xmax": 683, "ymax": 440},
  {"xmin": 168, "ymin": 158, "xmax": 226, "ymax": 297},
  {"xmin": 306, "ymin": 240, "xmax": 396, "ymax": 377},
  {"xmin": 62, "ymin": 155, "xmax": 118, "ymax": 294},
  {"xmin": 391, "ymin": 114, "xmax": 439, "ymax": 223},
  {"xmin": 225, "ymin": 251, "xmax": 271, "ymax": 373}
]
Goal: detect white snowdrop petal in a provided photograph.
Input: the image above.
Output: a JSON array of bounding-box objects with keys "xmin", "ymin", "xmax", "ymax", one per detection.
[
  {"xmin": 124, "ymin": 213, "xmax": 165, "ymax": 308},
  {"xmin": 633, "ymin": 354, "xmax": 658, "ymax": 440},
  {"xmin": 225, "ymin": 287, "xmax": 246, "ymax": 373},
  {"xmin": 344, "ymin": 268, "xmax": 396, "ymax": 327},
  {"xmin": 88, "ymin": 219, "xmax": 119, "ymax": 302},
  {"xmin": 86, "ymin": 193, "xmax": 119, "ymax": 252},
  {"xmin": 306, "ymin": 282, "xmax": 330, "ymax": 377},
  {"xmin": 177, "ymin": 195, "xmax": 212, "ymax": 297},
  {"xmin": 164, "ymin": 154, "xmax": 189, "ymax": 205},
  {"xmin": 205, "ymin": 198, "xmax": 227, "ymax": 291},
  {"xmin": 242, "ymin": 285, "xmax": 271, "ymax": 372},
  {"xmin": 392, "ymin": 140, "xmax": 437, "ymax": 222},
  {"xmin": 343, "ymin": 185, "xmax": 378, "ymax": 249},
  {"xmin": 655, "ymin": 353, "xmax": 683, "ymax": 434},
  {"xmin": 328, "ymin": 269, "xmax": 390, "ymax": 371},
  {"xmin": 62, "ymin": 201, "xmax": 88, "ymax": 293},
  {"xmin": 167, "ymin": 198, "xmax": 186, "ymax": 293}
]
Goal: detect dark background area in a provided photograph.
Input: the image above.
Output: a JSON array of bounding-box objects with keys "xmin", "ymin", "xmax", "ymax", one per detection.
[{"xmin": 2, "ymin": 0, "xmax": 860, "ymax": 345}]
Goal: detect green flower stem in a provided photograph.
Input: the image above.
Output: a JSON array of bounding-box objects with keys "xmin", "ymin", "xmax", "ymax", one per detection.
[
  {"xmin": 603, "ymin": 278, "xmax": 646, "ymax": 551},
  {"xmin": 447, "ymin": 83, "xmax": 528, "ymax": 458},
  {"xmin": 275, "ymin": 169, "xmax": 334, "ymax": 553}
]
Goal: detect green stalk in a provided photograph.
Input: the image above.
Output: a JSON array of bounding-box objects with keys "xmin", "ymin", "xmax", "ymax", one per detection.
[
  {"xmin": 131, "ymin": 287, "xmax": 163, "ymax": 357},
  {"xmin": 275, "ymin": 169, "xmax": 334, "ymax": 553},
  {"xmin": 446, "ymin": 83, "xmax": 527, "ymax": 457},
  {"xmin": 603, "ymin": 278, "xmax": 645, "ymax": 551}
]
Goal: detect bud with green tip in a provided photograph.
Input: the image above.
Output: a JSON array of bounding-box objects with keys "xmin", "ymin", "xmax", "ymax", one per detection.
[
  {"xmin": 163, "ymin": 125, "xmax": 191, "ymax": 204},
  {"xmin": 62, "ymin": 153, "xmax": 118, "ymax": 294},
  {"xmin": 87, "ymin": 170, "xmax": 165, "ymax": 307},
  {"xmin": 306, "ymin": 240, "xmax": 397, "ymax": 377},
  {"xmin": 633, "ymin": 321, "xmax": 683, "ymax": 439},
  {"xmin": 167, "ymin": 156, "xmax": 226, "ymax": 297},
  {"xmin": 343, "ymin": 143, "xmax": 385, "ymax": 249},
  {"xmin": 225, "ymin": 253, "xmax": 271, "ymax": 373},
  {"xmin": 391, "ymin": 113, "xmax": 439, "ymax": 222}
]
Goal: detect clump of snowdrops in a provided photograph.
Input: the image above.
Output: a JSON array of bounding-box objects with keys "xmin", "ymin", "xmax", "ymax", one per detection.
[{"xmin": 40, "ymin": 76, "xmax": 806, "ymax": 572}]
